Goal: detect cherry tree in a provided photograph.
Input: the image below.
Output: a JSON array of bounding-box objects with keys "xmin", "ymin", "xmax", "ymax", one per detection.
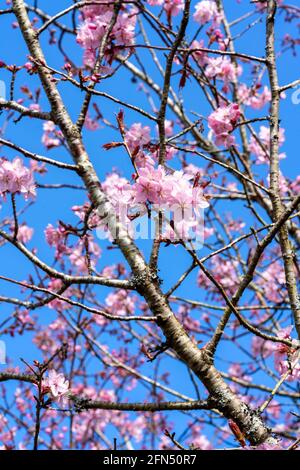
[{"xmin": 0, "ymin": 0, "xmax": 299, "ymax": 451}]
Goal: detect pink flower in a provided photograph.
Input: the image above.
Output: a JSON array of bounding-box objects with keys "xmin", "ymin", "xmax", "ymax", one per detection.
[
  {"xmin": 249, "ymin": 125, "xmax": 285, "ymax": 164},
  {"xmin": 84, "ymin": 112, "xmax": 99, "ymax": 131},
  {"xmin": 105, "ymin": 289, "xmax": 137, "ymax": 316},
  {"xmin": 125, "ymin": 122, "xmax": 151, "ymax": 152},
  {"xmin": 164, "ymin": 0, "xmax": 184, "ymax": 17},
  {"xmin": 290, "ymin": 175, "xmax": 300, "ymax": 193},
  {"xmin": 44, "ymin": 223, "xmax": 68, "ymax": 258},
  {"xmin": 15, "ymin": 224, "xmax": 33, "ymax": 244},
  {"xmin": 205, "ymin": 57, "xmax": 241, "ymax": 91},
  {"xmin": 238, "ymin": 84, "xmax": 271, "ymax": 110},
  {"xmin": 191, "ymin": 39, "xmax": 208, "ymax": 66},
  {"xmin": 134, "ymin": 164, "xmax": 167, "ymax": 205},
  {"xmin": 42, "ymin": 370, "xmax": 70, "ymax": 404},
  {"xmin": 69, "ymin": 236, "xmax": 101, "ymax": 274},
  {"xmin": 44, "ymin": 223, "xmax": 65, "ymax": 246},
  {"xmin": 76, "ymin": 5, "xmax": 137, "ymax": 68},
  {"xmin": 272, "ymin": 326, "xmax": 300, "ymax": 382},
  {"xmin": 0, "ymin": 157, "xmax": 36, "ymax": 199},
  {"xmin": 193, "ymin": 1, "xmax": 220, "ymax": 25},
  {"xmin": 256, "ymin": 261, "xmax": 286, "ymax": 303},
  {"xmin": 29, "ymin": 103, "xmax": 41, "ymax": 112},
  {"xmin": 42, "ymin": 121, "xmax": 62, "ymax": 149},
  {"xmin": 147, "ymin": 0, "xmax": 164, "ymax": 5},
  {"xmin": 163, "ymin": 119, "xmax": 174, "ymax": 137},
  {"xmin": 198, "ymin": 257, "xmax": 239, "ymax": 295},
  {"xmin": 189, "ymin": 434, "xmax": 213, "ymax": 450},
  {"xmin": 208, "ymin": 103, "xmax": 241, "ymax": 147}
]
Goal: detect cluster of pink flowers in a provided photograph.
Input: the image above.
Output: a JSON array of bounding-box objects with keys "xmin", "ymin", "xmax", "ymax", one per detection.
[
  {"xmin": 84, "ymin": 112, "xmax": 100, "ymax": 131},
  {"xmin": 193, "ymin": 0, "xmax": 221, "ymax": 25},
  {"xmin": 76, "ymin": 2, "xmax": 137, "ymax": 68},
  {"xmin": 164, "ymin": 0, "xmax": 184, "ymax": 17},
  {"xmin": 249, "ymin": 125, "xmax": 286, "ymax": 164},
  {"xmin": 125, "ymin": 122, "xmax": 151, "ymax": 151},
  {"xmin": 105, "ymin": 289, "xmax": 138, "ymax": 317},
  {"xmin": 11, "ymin": 224, "xmax": 33, "ymax": 244},
  {"xmin": 42, "ymin": 121, "xmax": 63, "ymax": 149},
  {"xmin": 256, "ymin": 261, "xmax": 286, "ymax": 303},
  {"xmin": 0, "ymin": 157, "xmax": 36, "ymax": 200},
  {"xmin": 252, "ymin": 325, "xmax": 300, "ymax": 382},
  {"xmin": 274, "ymin": 326, "xmax": 300, "ymax": 382},
  {"xmin": 42, "ymin": 370, "xmax": 70, "ymax": 404},
  {"xmin": 147, "ymin": 0, "xmax": 184, "ymax": 17},
  {"xmin": 133, "ymin": 164, "xmax": 208, "ymax": 241},
  {"xmin": 45, "ymin": 223, "xmax": 101, "ymax": 273},
  {"xmin": 238, "ymin": 84, "xmax": 271, "ymax": 110},
  {"xmin": 123, "ymin": 121, "xmax": 177, "ymax": 167},
  {"xmin": 198, "ymin": 257, "xmax": 240, "ymax": 295},
  {"xmin": 45, "ymin": 223, "xmax": 68, "ymax": 258},
  {"xmin": 191, "ymin": 39, "xmax": 209, "ymax": 66},
  {"xmin": 69, "ymin": 235, "xmax": 101, "ymax": 273},
  {"xmin": 134, "ymin": 165, "xmax": 208, "ymax": 209},
  {"xmin": 47, "ymin": 279, "xmax": 71, "ymax": 312},
  {"xmin": 205, "ymin": 57, "xmax": 241, "ymax": 92},
  {"xmin": 125, "ymin": 122, "xmax": 152, "ymax": 166},
  {"xmin": 208, "ymin": 103, "xmax": 241, "ymax": 147},
  {"xmin": 290, "ymin": 175, "xmax": 300, "ymax": 193},
  {"xmin": 102, "ymin": 172, "xmax": 135, "ymax": 209}
]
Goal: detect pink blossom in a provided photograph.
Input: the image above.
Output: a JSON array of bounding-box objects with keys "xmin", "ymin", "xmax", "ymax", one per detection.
[
  {"xmin": 0, "ymin": 157, "xmax": 36, "ymax": 199},
  {"xmin": 267, "ymin": 171, "xmax": 289, "ymax": 195},
  {"xmin": 191, "ymin": 39, "xmax": 208, "ymax": 66},
  {"xmin": 190, "ymin": 434, "xmax": 213, "ymax": 450},
  {"xmin": 47, "ymin": 279, "xmax": 70, "ymax": 312},
  {"xmin": 125, "ymin": 122, "xmax": 151, "ymax": 153},
  {"xmin": 290, "ymin": 175, "xmax": 300, "ymax": 193},
  {"xmin": 30, "ymin": 160, "xmax": 47, "ymax": 174},
  {"xmin": 252, "ymin": 336, "xmax": 275, "ymax": 360},
  {"xmin": 84, "ymin": 112, "xmax": 100, "ymax": 131},
  {"xmin": 102, "ymin": 172, "xmax": 135, "ymax": 207},
  {"xmin": 205, "ymin": 57, "xmax": 241, "ymax": 90},
  {"xmin": 163, "ymin": 119, "xmax": 174, "ymax": 137},
  {"xmin": 69, "ymin": 236, "xmax": 101, "ymax": 273},
  {"xmin": 164, "ymin": 0, "xmax": 184, "ymax": 17},
  {"xmin": 105, "ymin": 289, "xmax": 137, "ymax": 316},
  {"xmin": 208, "ymin": 103, "xmax": 241, "ymax": 147},
  {"xmin": 76, "ymin": 5, "xmax": 137, "ymax": 68},
  {"xmin": 238, "ymin": 84, "xmax": 271, "ymax": 109},
  {"xmin": 14, "ymin": 224, "xmax": 33, "ymax": 243},
  {"xmin": 198, "ymin": 257, "xmax": 239, "ymax": 295},
  {"xmin": 249, "ymin": 125, "xmax": 285, "ymax": 164},
  {"xmin": 134, "ymin": 164, "xmax": 167, "ymax": 205},
  {"xmin": 277, "ymin": 359, "xmax": 300, "ymax": 382},
  {"xmin": 256, "ymin": 261, "xmax": 286, "ymax": 303},
  {"xmin": 42, "ymin": 121, "xmax": 62, "ymax": 149},
  {"xmin": 147, "ymin": 0, "xmax": 164, "ymax": 5},
  {"xmin": 24, "ymin": 62, "xmax": 33, "ymax": 71},
  {"xmin": 193, "ymin": 1, "xmax": 220, "ymax": 25},
  {"xmin": 42, "ymin": 370, "xmax": 70, "ymax": 404},
  {"xmin": 44, "ymin": 223, "xmax": 68, "ymax": 258},
  {"xmin": 134, "ymin": 164, "xmax": 209, "ymax": 212},
  {"xmin": 273, "ymin": 326, "xmax": 300, "ymax": 382},
  {"xmin": 29, "ymin": 103, "xmax": 41, "ymax": 112}
]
